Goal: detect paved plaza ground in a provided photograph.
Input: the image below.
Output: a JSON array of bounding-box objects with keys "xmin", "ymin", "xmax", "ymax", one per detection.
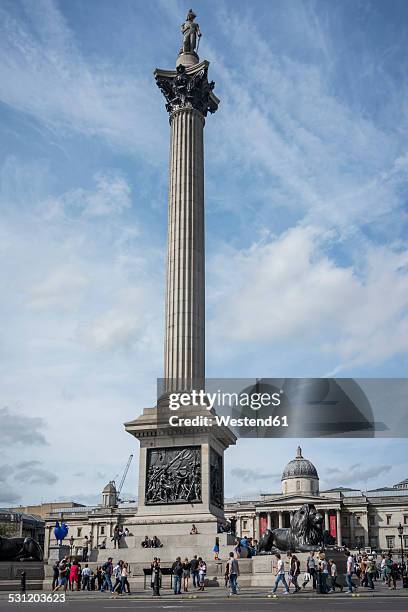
[{"xmin": 1, "ymin": 584, "xmax": 408, "ymax": 611}]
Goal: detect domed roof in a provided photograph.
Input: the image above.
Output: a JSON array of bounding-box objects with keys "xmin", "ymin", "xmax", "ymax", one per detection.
[
  {"xmin": 281, "ymin": 447, "xmax": 318, "ymax": 481},
  {"xmin": 103, "ymin": 481, "xmax": 117, "ymax": 493}
]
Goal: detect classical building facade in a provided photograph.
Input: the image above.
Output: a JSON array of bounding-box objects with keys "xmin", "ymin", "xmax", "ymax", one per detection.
[
  {"xmin": 225, "ymin": 447, "xmax": 408, "ymax": 553},
  {"xmin": 37, "ymin": 447, "xmax": 408, "ymax": 559}
]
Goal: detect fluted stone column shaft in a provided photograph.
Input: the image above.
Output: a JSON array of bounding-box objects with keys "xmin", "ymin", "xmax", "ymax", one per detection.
[
  {"xmin": 336, "ymin": 509, "xmax": 342, "ymax": 546},
  {"xmin": 164, "ymin": 107, "xmax": 205, "ymax": 391}
]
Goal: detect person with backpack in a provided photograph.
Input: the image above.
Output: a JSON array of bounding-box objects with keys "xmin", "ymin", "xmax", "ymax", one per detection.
[
  {"xmin": 172, "ymin": 557, "xmax": 183, "ymax": 595},
  {"xmin": 228, "ymin": 551, "xmax": 240, "ymax": 595}
]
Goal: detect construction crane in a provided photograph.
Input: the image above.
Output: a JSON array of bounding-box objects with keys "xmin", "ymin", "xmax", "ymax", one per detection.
[{"xmin": 113, "ymin": 454, "xmax": 134, "ymax": 503}]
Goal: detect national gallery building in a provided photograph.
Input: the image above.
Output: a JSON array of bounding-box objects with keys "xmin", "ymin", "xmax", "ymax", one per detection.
[
  {"xmin": 225, "ymin": 447, "xmax": 408, "ymax": 553},
  {"xmin": 26, "ymin": 447, "xmax": 408, "ymax": 559}
]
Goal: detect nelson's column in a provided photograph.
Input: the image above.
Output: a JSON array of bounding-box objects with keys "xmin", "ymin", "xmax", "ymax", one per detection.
[{"xmin": 124, "ymin": 10, "xmax": 236, "ymax": 556}]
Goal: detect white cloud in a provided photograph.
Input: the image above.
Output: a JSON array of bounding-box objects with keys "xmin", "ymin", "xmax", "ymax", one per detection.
[
  {"xmin": 81, "ymin": 288, "xmax": 151, "ymax": 352},
  {"xmin": 205, "ymin": 7, "xmax": 408, "ymax": 240},
  {"xmin": 209, "ymin": 225, "xmax": 408, "ymax": 372},
  {"xmin": 0, "ymin": 0, "xmax": 166, "ymax": 160},
  {"xmin": 0, "ymin": 484, "xmax": 21, "ymax": 504},
  {"xmin": 14, "ymin": 460, "xmax": 57, "ymax": 485},
  {"xmin": 28, "ymin": 268, "xmax": 88, "ymax": 310},
  {"xmin": 321, "ymin": 463, "xmax": 392, "ymax": 490}
]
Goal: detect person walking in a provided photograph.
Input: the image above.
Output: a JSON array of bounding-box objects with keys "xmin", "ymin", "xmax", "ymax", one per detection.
[
  {"xmin": 81, "ymin": 564, "xmax": 92, "ymax": 591},
  {"xmin": 345, "ymin": 550, "xmax": 356, "ymax": 594},
  {"xmin": 228, "ymin": 552, "xmax": 240, "ymax": 595},
  {"xmin": 287, "ymin": 553, "xmax": 301, "ymax": 592},
  {"xmin": 329, "ymin": 559, "xmax": 343, "ymax": 592},
  {"xmin": 385, "ymin": 554, "xmax": 397, "ymax": 590},
  {"xmin": 172, "ymin": 557, "xmax": 183, "ymax": 595},
  {"xmin": 51, "ymin": 561, "xmax": 59, "ymax": 591},
  {"xmin": 190, "ymin": 555, "xmax": 199, "ymax": 588},
  {"xmin": 101, "ymin": 557, "xmax": 114, "ymax": 592},
  {"xmin": 182, "ymin": 558, "xmax": 191, "ymax": 592},
  {"xmin": 319, "ymin": 553, "xmax": 330, "ymax": 593},
  {"xmin": 272, "ymin": 553, "xmax": 290, "ymax": 595},
  {"xmin": 198, "ymin": 559, "xmax": 207, "ymax": 591},
  {"xmin": 366, "ymin": 556, "xmax": 376, "ymax": 590},
  {"xmin": 359, "ymin": 555, "xmax": 368, "ymax": 587},
  {"xmin": 381, "ymin": 554, "xmax": 387, "ymax": 581},
  {"xmin": 225, "ymin": 557, "xmax": 230, "ymax": 589},
  {"xmin": 306, "ymin": 551, "xmax": 317, "ymax": 589},
  {"xmin": 53, "ymin": 558, "xmax": 68, "ymax": 592},
  {"xmin": 112, "ymin": 561, "xmax": 123, "ymax": 596},
  {"xmin": 121, "ymin": 563, "xmax": 130, "ymax": 595}
]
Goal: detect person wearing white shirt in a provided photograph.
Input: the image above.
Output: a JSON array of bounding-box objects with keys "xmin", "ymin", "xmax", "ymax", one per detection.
[
  {"xmin": 272, "ymin": 554, "xmax": 290, "ymax": 594},
  {"xmin": 346, "ymin": 551, "xmax": 355, "ymax": 593}
]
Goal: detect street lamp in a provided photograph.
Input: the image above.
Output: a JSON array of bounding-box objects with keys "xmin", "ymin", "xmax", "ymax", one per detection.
[
  {"xmin": 398, "ymin": 523, "xmax": 404, "ymax": 564},
  {"xmin": 69, "ymin": 535, "xmax": 74, "ymax": 559}
]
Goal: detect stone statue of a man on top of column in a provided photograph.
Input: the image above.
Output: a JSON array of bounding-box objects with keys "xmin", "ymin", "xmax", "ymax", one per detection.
[{"xmin": 180, "ymin": 9, "xmax": 201, "ymax": 54}]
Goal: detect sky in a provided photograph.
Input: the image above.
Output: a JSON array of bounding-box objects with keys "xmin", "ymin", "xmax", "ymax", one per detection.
[{"xmin": 1, "ymin": 0, "xmax": 408, "ymax": 507}]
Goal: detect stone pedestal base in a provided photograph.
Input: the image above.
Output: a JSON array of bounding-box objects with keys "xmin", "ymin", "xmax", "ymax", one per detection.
[
  {"xmin": 47, "ymin": 545, "xmax": 70, "ymax": 562},
  {"xmin": 0, "ymin": 562, "xmax": 44, "ymax": 591},
  {"xmin": 93, "ymin": 532, "xmax": 235, "ymax": 563}
]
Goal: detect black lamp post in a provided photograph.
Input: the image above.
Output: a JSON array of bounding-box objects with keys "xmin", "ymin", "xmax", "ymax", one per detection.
[
  {"xmin": 398, "ymin": 523, "xmax": 404, "ymax": 564},
  {"xmin": 69, "ymin": 535, "xmax": 74, "ymax": 559}
]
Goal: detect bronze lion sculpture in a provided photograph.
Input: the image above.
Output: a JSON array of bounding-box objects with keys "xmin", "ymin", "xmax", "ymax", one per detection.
[
  {"xmin": 258, "ymin": 503, "xmax": 323, "ymax": 553},
  {"xmin": 0, "ymin": 536, "xmax": 43, "ymax": 562}
]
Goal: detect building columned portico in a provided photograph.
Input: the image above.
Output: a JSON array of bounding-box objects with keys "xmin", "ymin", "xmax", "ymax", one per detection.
[
  {"xmin": 38, "ymin": 446, "xmax": 408, "ymax": 559},
  {"xmin": 225, "ymin": 447, "xmax": 343, "ymax": 546}
]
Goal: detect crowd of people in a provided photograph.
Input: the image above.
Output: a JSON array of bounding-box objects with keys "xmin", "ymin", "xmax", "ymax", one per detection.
[
  {"xmin": 270, "ymin": 549, "xmax": 408, "ymax": 595},
  {"xmin": 50, "ymin": 540, "xmax": 408, "ymax": 597},
  {"xmin": 52, "ymin": 556, "xmax": 132, "ymax": 595}
]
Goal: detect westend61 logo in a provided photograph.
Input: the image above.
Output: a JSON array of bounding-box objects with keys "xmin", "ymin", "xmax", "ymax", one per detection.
[{"xmin": 168, "ymin": 389, "xmax": 282, "ymax": 411}]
